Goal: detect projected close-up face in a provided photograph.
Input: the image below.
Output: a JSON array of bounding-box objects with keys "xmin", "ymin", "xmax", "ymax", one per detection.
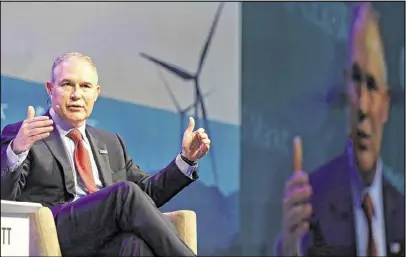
[{"xmin": 347, "ymin": 3, "xmax": 390, "ymax": 175}]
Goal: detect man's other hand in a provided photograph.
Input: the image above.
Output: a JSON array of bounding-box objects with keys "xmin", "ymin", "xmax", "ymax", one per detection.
[{"xmin": 11, "ymin": 106, "xmax": 53, "ymax": 154}]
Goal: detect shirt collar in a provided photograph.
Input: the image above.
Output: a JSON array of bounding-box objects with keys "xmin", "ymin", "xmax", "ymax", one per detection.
[
  {"xmin": 347, "ymin": 140, "xmax": 383, "ymax": 209},
  {"xmin": 49, "ymin": 107, "xmax": 87, "ymax": 142}
]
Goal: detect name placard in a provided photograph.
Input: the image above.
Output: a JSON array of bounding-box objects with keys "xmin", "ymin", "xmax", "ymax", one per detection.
[
  {"xmin": 1, "ymin": 214, "xmax": 30, "ymax": 256},
  {"xmin": 1, "ymin": 200, "xmax": 42, "ymax": 256}
]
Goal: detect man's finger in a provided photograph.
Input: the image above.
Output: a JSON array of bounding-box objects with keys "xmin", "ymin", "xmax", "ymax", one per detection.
[
  {"xmin": 284, "ymin": 185, "xmax": 312, "ymax": 207},
  {"xmin": 26, "ymin": 116, "xmax": 50, "ymax": 123},
  {"xmin": 285, "ymin": 204, "xmax": 312, "ymax": 232},
  {"xmin": 195, "ymin": 128, "xmax": 205, "ymax": 134},
  {"xmin": 31, "ymin": 132, "xmax": 52, "ymax": 142},
  {"xmin": 190, "ymin": 132, "xmax": 200, "ymax": 149},
  {"xmin": 292, "ymin": 221, "xmax": 310, "ymax": 239},
  {"xmin": 201, "ymin": 138, "xmax": 211, "ymax": 145},
  {"xmin": 185, "ymin": 117, "xmax": 195, "ymax": 133},
  {"xmin": 27, "ymin": 119, "xmax": 53, "ymax": 129},
  {"xmin": 197, "ymin": 132, "xmax": 209, "ymax": 140},
  {"xmin": 285, "ymin": 172, "xmax": 309, "ymax": 191},
  {"xmin": 200, "ymin": 143, "xmax": 209, "ymax": 152},
  {"xmin": 27, "ymin": 106, "xmax": 35, "ymax": 119},
  {"xmin": 293, "ymin": 136, "xmax": 302, "ymax": 172},
  {"xmin": 28, "ymin": 126, "xmax": 54, "ymax": 137}
]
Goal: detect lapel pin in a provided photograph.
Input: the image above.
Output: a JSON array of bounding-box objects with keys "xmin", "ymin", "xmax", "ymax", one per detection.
[
  {"xmin": 99, "ymin": 149, "xmax": 108, "ymax": 154},
  {"xmin": 390, "ymin": 242, "xmax": 401, "ymax": 254}
]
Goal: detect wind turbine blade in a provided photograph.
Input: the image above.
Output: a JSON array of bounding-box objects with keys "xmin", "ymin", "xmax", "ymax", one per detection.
[
  {"xmin": 140, "ymin": 52, "xmax": 195, "ymax": 80},
  {"xmin": 202, "ymin": 87, "xmax": 215, "ymax": 98},
  {"xmin": 183, "ymin": 89, "xmax": 214, "ymax": 113},
  {"xmin": 157, "ymin": 69, "xmax": 182, "ymax": 111},
  {"xmin": 196, "ymin": 2, "xmax": 225, "ymax": 75},
  {"xmin": 180, "ymin": 112, "xmax": 185, "ymax": 144}
]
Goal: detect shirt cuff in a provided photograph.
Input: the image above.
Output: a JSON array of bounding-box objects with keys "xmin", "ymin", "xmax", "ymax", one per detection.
[
  {"xmin": 6, "ymin": 141, "xmax": 29, "ymax": 172},
  {"xmin": 175, "ymin": 154, "xmax": 198, "ymax": 179}
]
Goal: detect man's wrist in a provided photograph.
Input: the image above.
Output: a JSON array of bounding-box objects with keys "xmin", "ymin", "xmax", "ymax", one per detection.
[
  {"xmin": 180, "ymin": 152, "xmax": 198, "ymax": 166},
  {"xmin": 281, "ymin": 238, "xmax": 301, "ymax": 256},
  {"xmin": 10, "ymin": 140, "xmax": 24, "ymax": 155},
  {"xmin": 7, "ymin": 140, "xmax": 30, "ymax": 172}
]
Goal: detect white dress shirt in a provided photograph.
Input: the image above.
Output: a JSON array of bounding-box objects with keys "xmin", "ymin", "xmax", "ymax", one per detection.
[
  {"xmin": 6, "ymin": 107, "xmax": 197, "ymax": 200},
  {"xmin": 347, "ymin": 143, "xmax": 387, "ymax": 256}
]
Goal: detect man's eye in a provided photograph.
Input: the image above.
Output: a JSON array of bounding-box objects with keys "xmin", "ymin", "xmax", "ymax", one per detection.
[
  {"xmin": 366, "ymin": 76, "xmax": 377, "ymax": 91},
  {"xmin": 351, "ymin": 64, "xmax": 362, "ymax": 83}
]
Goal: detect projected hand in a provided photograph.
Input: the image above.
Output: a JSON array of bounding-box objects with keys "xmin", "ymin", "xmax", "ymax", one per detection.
[
  {"xmin": 281, "ymin": 136, "xmax": 313, "ymax": 255},
  {"xmin": 181, "ymin": 117, "xmax": 211, "ymax": 162},
  {"xmin": 11, "ymin": 106, "xmax": 54, "ymax": 154}
]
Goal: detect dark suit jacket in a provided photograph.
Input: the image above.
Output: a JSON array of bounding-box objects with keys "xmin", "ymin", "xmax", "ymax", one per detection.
[
  {"xmin": 302, "ymin": 153, "xmax": 405, "ymax": 256},
  {"xmin": 1, "ymin": 114, "xmax": 196, "ymax": 208}
]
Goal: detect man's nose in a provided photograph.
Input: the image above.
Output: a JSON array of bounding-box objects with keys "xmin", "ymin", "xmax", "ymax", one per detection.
[
  {"xmin": 357, "ymin": 109, "xmax": 367, "ymax": 122},
  {"xmin": 357, "ymin": 85, "xmax": 369, "ymax": 122},
  {"xmin": 71, "ymin": 87, "xmax": 82, "ymax": 99}
]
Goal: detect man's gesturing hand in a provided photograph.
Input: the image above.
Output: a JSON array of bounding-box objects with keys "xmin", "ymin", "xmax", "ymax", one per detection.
[
  {"xmin": 181, "ymin": 117, "xmax": 211, "ymax": 162},
  {"xmin": 11, "ymin": 106, "xmax": 54, "ymax": 154},
  {"xmin": 281, "ymin": 136, "xmax": 313, "ymax": 256}
]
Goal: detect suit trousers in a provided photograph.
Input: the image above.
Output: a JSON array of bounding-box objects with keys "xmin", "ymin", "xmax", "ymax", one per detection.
[{"xmin": 51, "ymin": 181, "xmax": 195, "ymax": 257}]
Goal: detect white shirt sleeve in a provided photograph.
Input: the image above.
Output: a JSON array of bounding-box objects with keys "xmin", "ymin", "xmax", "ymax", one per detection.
[
  {"xmin": 6, "ymin": 140, "xmax": 30, "ymax": 172},
  {"xmin": 174, "ymin": 154, "xmax": 198, "ymax": 179}
]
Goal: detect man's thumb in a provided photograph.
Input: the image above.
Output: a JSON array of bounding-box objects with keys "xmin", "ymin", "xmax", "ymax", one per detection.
[
  {"xmin": 293, "ymin": 136, "xmax": 302, "ymax": 172},
  {"xmin": 186, "ymin": 117, "xmax": 195, "ymax": 133},
  {"xmin": 27, "ymin": 106, "xmax": 35, "ymax": 119}
]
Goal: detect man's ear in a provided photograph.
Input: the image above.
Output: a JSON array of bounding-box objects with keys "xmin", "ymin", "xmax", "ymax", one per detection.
[
  {"xmin": 95, "ymin": 84, "xmax": 101, "ymax": 101},
  {"xmin": 45, "ymin": 81, "xmax": 53, "ymax": 95},
  {"xmin": 381, "ymin": 85, "xmax": 391, "ymax": 124}
]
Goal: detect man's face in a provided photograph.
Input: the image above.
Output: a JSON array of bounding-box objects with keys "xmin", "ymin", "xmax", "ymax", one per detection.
[
  {"xmin": 347, "ymin": 7, "xmax": 390, "ymax": 174},
  {"xmin": 46, "ymin": 57, "xmax": 100, "ymax": 128}
]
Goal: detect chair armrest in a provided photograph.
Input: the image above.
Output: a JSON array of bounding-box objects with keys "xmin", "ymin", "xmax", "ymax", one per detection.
[
  {"xmin": 30, "ymin": 207, "xmax": 62, "ymax": 256},
  {"xmin": 164, "ymin": 210, "xmax": 197, "ymax": 254}
]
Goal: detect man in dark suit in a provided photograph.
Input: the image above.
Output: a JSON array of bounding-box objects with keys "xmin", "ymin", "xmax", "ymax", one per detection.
[
  {"xmin": 276, "ymin": 3, "xmax": 405, "ymax": 256},
  {"xmin": 1, "ymin": 52, "xmax": 211, "ymax": 256}
]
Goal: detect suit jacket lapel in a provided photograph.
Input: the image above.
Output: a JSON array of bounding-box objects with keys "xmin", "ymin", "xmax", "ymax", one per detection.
[
  {"xmin": 86, "ymin": 126, "xmax": 113, "ymax": 187},
  {"xmin": 321, "ymin": 154, "xmax": 357, "ymax": 255},
  {"xmin": 42, "ymin": 111, "xmax": 76, "ymax": 196},
  {"xmin": 327, "ymin": 158, "xmax": 356, "ymax": 250}
]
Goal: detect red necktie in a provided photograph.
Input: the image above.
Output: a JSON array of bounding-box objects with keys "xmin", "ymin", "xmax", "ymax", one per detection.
[
  {"xmin": 67, "ymin": 129, "xmax": 98, "ymax": 194},
  {"xmin": 362, "ymin": 193, "xmax": 377, "ymax": 256}
]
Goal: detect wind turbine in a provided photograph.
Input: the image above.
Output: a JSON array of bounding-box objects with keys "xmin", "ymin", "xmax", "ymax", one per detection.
[
  {"xmin": 157, "ymin": 69, "xmax": 214, "ymax": 143},
  {"xmin": 140, "ymin": 2, "xmax": 225, "ymax": 185}
]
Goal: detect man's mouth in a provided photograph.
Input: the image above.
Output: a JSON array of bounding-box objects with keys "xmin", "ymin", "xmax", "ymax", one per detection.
[
  {"xmin": 356, "ymin": 130, "xmax": 370, "ymax": 139},
  {"xmin": 67, "ymin": 104, "xmax": 84, "ymax": 110},
  {"xmin": 356, "ymin": 129, "xmax": 371, "ymax": 150}
]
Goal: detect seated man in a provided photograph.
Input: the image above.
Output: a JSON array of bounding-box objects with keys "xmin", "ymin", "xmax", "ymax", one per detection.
[
  {"xmin": 1, "ymin": 52, "xmax": 211, "ymax": 256},
  {"xmin": 276, "ymin": 3, "xmax": 404, "ymax": 256}
]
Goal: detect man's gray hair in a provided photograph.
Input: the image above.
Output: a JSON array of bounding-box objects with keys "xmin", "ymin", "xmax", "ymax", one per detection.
[
  {"xmin": 51, "ymin": 52, "xmax": 98, "ymax": 84},
  {"xmin": 347, "ymin": 2, "xmax": 388, "ymax": 85}
]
